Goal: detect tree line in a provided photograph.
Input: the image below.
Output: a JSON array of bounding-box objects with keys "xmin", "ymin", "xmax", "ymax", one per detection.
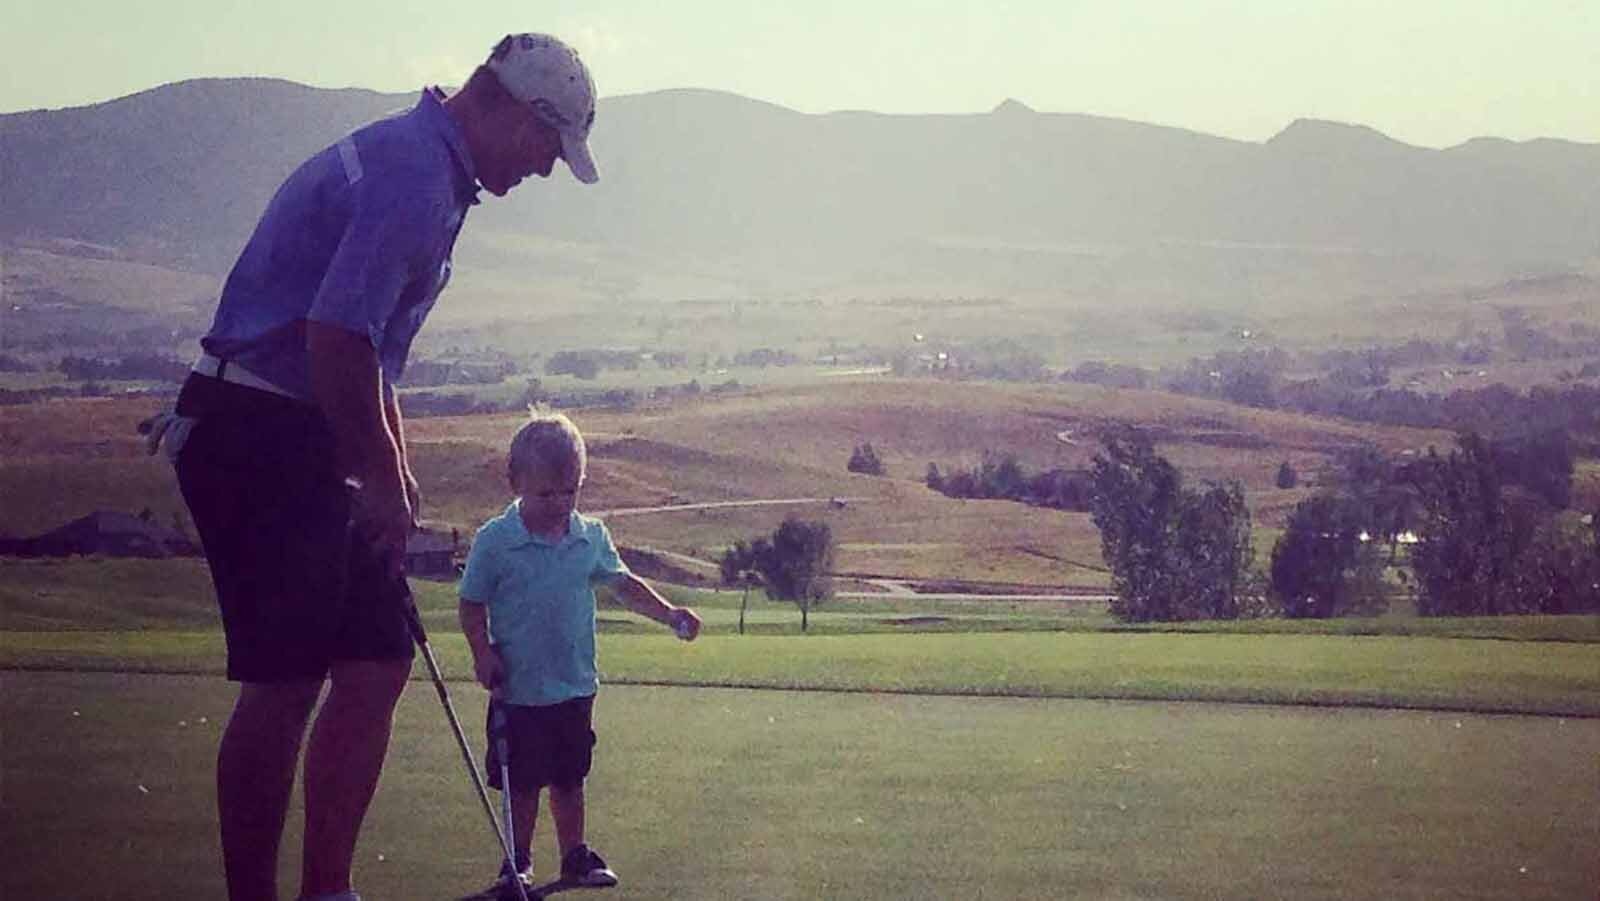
[
  {"xmin": 1089, "ymin": 428, "xmax": 1599, "ymax": 622},
  {"xmin": 1067, "ymin": 343, "xmax": 1600, "ymax": 450}
]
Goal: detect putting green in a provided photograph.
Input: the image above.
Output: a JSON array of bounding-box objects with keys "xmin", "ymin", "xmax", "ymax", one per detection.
[{"xmin": 3, "ymin": 672, "xmax": 1595, "ymax": 900}]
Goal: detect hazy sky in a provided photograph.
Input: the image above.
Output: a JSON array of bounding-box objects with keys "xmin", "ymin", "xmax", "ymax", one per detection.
[{"xmin": 5, "ymin": 1, "xmax": 1596, "ymax": 147}]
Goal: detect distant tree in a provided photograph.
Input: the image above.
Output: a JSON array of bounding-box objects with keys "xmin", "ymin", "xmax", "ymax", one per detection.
[
  {"xmin": 1326, "ymin": 349, "xmax": 1391, "ymax": 389},
  {"xmin": 1275, "ymin": 461, "xmax": 1299, "ymax": 490},
  {"xmin": 60, "ymin": 353, "xmax": 186, "ymax": 382},
  {"xmin": 1025, "ymin": 468, "xmax": 1096, "ymax": 512},
  {"xmin": 1089, "ymin": 429, "xmax": 1255, "ymax": 621},
  {"xmin": 1492, "ymin": 429, "xmax": 1573, "ymax": 510},
  {"xmin": 735, "ymin": 348, "xmax": 798, "ymax": 368},
  {"xmin": 719, "ymin": 540, "xmax": 753, "ymax": 586},
  {"xmin": 1408, "ymin": 435, "xmax": 1536, "ymax": 615},
  {"xmin": 1504, "ymin": 513, "xmax": 1600, "ymax": 614},
  {"xmin": 719, "ymin": 539, "xmax": 767, "ymax": 634},
  {"xmin": 1220, "ymin": 367, "xmax": 1276, "ymax": 408},
  {"xmin": 847, "ymin": 443, "xmax": 886, "ymax": 476},
  {"xmin": 985, "ymin": 454, "xmax": 1027, "ymax": 499},
  {"xmin": 1335, "ymin": 446, "xmax": 1420, "ymax": 565},
  {"xmin": 1090, "ymin": 431, "xmax": 1184, "ymax": 622},
  {"xmin": 1063, "ymin": 360, "xmax": 1150, "ymax": 389},
  {"xmin": 1270, "ymin": 494, "xmax": 1386, "ymax": 618},
  {"xmin": 1172, "ymin": 481, "xmax": 1256, "ymax": 621},
  {"xmin": 929, "ymin": 454, "xmax": 1093, "ymax": 512},
  {"xmin": 546, "ymin": 351, "xmax": 602, "ymax": 380},
  {"xmin": 750, "ymin": 518, "xmax": 834, "ymax": 632}
]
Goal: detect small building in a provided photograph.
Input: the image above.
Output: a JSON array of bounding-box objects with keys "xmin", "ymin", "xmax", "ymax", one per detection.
[{"xmin": 406, "ymin": 527, "xmax": 461, "ymax": 581}]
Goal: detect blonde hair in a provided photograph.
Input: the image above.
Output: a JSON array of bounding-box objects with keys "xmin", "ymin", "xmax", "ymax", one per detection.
[{"xmin": 507, "ymin": 408, "xmax": 587, "ymax": 483}]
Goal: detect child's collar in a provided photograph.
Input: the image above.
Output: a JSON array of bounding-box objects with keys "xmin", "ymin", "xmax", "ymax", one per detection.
[{"xmin": 512, "ymin": 502, "xmax": 577, "ymax": 545}]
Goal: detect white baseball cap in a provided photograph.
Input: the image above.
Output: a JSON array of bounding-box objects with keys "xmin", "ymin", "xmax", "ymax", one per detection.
[{"xmin": 486, "ymin": 33, "xmax": 599, "ymax": 184}]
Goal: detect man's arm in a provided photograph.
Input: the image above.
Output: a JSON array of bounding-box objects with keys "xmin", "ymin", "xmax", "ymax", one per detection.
[
  {"xmin": 608, "ymin": 573, "xmax": 700, "ymax": 639},
  {"xmin": 381, "ymin": 382, "xmax": 421, "ymax": 521},
  {"xmin": 307, "ymin": 321, "xmax": 410, "ymax": 565}
]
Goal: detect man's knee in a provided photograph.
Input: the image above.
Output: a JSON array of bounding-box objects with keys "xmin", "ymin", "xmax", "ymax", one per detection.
[
  {"xmin": 327, "ymin": 658, "xmax": 411, "ymax": 714},
  {"xmin": 235, "ymin": 679, "xmax": 324, "ymax": 727}
]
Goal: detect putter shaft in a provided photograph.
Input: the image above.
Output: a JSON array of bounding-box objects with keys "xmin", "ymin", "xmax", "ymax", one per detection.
[{"xmin": 405, "ymin": 601, "xmax": 528, "ymax": 901}]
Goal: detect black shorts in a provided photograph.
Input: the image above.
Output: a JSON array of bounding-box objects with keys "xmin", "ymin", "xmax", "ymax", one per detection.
[
  {"xmin": 173, "ymin": 372, "xmax": 415, "ymax": 683},
  {"xmin": 486, "ymin": 696, "xmax": 597, "ymax": 792}
]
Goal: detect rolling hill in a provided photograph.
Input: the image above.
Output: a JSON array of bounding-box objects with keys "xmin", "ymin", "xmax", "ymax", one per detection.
[{"xmin": 0, "ymin": 378, "xmax": 1454, "ymax": 589}]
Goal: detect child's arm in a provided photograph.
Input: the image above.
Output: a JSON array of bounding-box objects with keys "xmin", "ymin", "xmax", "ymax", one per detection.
[
  {"xmin": 457, "ymin": 598, "xmax": 504, "ymax": 691},
  {"xmin": 609, "ymin": 573, "xmax": 701, "ymax": 640}
]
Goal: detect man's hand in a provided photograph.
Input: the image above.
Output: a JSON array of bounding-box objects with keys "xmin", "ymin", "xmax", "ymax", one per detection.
[
  {"xmin": 351, "ymin": 478, "xmax": 412, "ymax": 578},
  {"xmin": 403, "ymin": 469, "xmax": 423, "ymax": 527},
  {"xmin": 473, "ymin": 647, "xmax": 506, "ymax": 696},
  {"xmin": 307, "ymin": 321, "xmax": 412, "ymax": 577}
]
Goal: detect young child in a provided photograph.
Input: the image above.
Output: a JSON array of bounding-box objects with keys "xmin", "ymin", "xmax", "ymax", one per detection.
[{"xmin": 458, "ymin": 411, "xmax": 701, "ymax": 895}]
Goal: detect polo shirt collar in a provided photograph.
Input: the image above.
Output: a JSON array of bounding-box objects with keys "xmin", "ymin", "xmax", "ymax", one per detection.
[
  {"xmin": 507, "ymin": 504, "xmax": 584, "ymax": 548},
  {"xmin": 419, "ymin": 86, "xmax": 481, "ymax": 206}
]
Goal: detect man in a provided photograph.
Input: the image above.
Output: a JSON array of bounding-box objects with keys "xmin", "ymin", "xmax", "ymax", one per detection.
[{"xmin": 165, "ymin": 34, "xmax": 599, "ymax": 901}]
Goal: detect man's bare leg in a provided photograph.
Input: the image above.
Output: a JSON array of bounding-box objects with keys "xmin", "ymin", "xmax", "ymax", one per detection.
[
  {"xmin": 218, "ymin": 680, "xmax": 323, "ymax": 901},
  {"xmin": 300, "ymin": 658, "xmax": 411, "ymax": 897}
]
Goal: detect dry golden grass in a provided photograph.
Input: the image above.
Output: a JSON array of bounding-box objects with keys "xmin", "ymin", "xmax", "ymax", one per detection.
[
  {"xmin": 397, "ymin": 379, "xmax": 1457, "ymax": 585},
  {"xmin": 0, "ymin": 380, "xmax": 1482, "ymax": 587},
  {"xmin": 5, "ymin": 245, "xmax": 216, "ymax": 314},
  {"xmin": 0, "ymin": 396, "xmax": 166, "ymax": 463}
]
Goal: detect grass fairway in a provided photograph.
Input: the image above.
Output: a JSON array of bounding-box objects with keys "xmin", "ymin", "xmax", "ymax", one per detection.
[
  {"xmin": 7, "ymin": 628, "xmax": 1599, "ymax": 717},
  {"xmin": 4, "ymin": 559, "xmax": 1599, "ymax": 898},
  {"xmin": 3, "ymin": 672, "xmax": 1596, "ymax": 900}
]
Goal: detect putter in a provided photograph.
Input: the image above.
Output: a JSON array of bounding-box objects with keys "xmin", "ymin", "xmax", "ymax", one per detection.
[
  {"xmin": 399, "ymin": 580, "xmax": 530, "ymax": 901},
  {"xmin": 489, "ymin": 699, "xmax": 528, "ymax": 901},
  {"xmin": 341, "ymin": 492, "xmax": 529, "ymax": 900}
]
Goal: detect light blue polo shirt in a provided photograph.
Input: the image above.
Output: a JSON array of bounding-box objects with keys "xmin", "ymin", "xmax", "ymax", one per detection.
[
  {"xmin": 200, "ymin": 87, "xmax": 480, "ymax": 398},
  {"xmin": 459, "ymin": 504, "xmax": 631, "ymax": 707}
]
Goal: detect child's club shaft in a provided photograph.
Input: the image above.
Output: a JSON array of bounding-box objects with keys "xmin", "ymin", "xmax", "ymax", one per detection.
[{"xmin": 403, "ymin": 598, "xmax": 529, "ymax": 901}]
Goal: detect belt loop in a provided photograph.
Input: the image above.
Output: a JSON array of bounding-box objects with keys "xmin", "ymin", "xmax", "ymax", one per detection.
[{"xmin": 216, "ymin": 358, "xmax": 229, "ymax": 380}]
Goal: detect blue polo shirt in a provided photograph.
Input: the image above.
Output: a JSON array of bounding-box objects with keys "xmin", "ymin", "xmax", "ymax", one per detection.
[
  {"xmin": 459, "ymin": 504, "xmax": 631, "ymax": 707},
  {"xmin": 200, "ymin": 87, "xmax": 480, "ymax": 398}
]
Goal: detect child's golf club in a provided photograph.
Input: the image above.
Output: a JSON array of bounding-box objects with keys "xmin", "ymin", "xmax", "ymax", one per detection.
[
  {"xmin": 489, "ymin": 700, "xmax": 527, "ymax": 900},
  {"xmin": 342, "ymin": 500, "xmax": 528, "ymax": 901},
  {"xmin": 399, "ymin": 580, "xmax": 530, "ymax": 901}
]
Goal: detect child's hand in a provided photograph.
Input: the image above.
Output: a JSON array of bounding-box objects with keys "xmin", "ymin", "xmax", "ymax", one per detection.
[
  {"xmin": 473, "ymin": 648, "xmax": 506, "ymax": 694},
  {"xmin": 671, "ymin": 608, "xmax": 702, "ymax": 641}
]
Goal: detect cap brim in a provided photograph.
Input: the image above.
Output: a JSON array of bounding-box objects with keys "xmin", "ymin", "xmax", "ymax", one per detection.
[{"xmin": 559, "ymin": 131, "xmax": 599, "ymax": 184}]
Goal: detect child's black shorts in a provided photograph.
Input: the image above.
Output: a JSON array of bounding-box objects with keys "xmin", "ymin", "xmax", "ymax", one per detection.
[
  {"xmin": 486, "ymin": 695, "xmax": 597, "ymax": 792},
  {"xmin": 173, "ymin": 372, "xmax": 415, "ymax": 683}
]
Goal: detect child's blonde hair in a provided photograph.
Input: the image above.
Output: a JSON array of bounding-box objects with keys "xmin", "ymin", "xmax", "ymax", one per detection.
[{"xmin": 507, "ymin": 408, "xmax": 587, "ymax": 483}]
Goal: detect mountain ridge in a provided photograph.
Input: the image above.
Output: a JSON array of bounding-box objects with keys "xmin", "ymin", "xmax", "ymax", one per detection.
[{"xmin": 3, "ymin": 77, "xmax": 1596, "ymax": 311}]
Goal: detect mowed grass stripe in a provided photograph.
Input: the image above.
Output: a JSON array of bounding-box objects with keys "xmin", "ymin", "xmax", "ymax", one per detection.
[
  {"xmin": 6, "ymin": 673, "xmax": 1598, "ymax": 901},
  {"xmin": 5, "ymin": 630, "xmax": 1597, "ymax": 717}
]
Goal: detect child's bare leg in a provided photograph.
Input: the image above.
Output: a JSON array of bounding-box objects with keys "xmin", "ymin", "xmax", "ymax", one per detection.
[
  {"xmin": 547, "ymin": 783, "xmax": 585, "ymax": 858},
  {"xmin": 511, "ymin": 788, "xmax": 540, "ymax": 866}
]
